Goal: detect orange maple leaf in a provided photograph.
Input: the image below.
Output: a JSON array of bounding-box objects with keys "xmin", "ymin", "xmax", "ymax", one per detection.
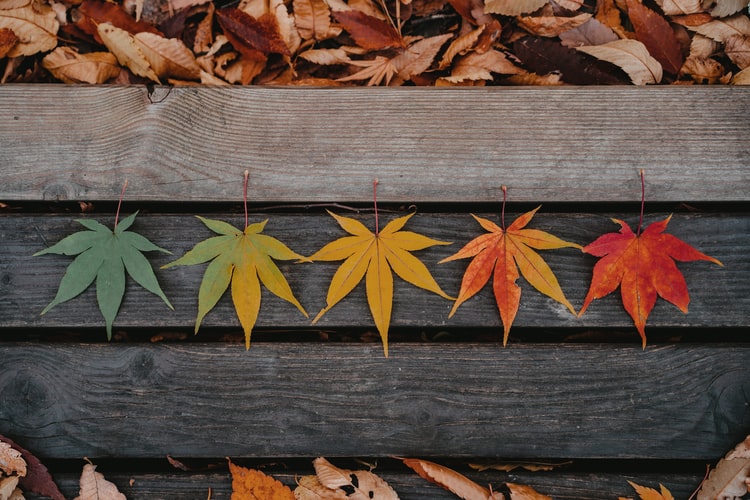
[
  {"xmin": 228, "ymin": 459, "xmax": 295, "ymax": 500},
  {"xmin": 578, "ymin": 215, "xmax": 722, "ymax": 346},
  {"xmin": 624, "ymin": 480, "xmax": 675, "ymax": 500},
  {"xmin": 440, "ymin": 202, "xmax": 580, "ymax": 345}
]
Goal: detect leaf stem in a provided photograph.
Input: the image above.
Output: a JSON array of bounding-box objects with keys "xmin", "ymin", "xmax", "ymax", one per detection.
[
  {"xmin": 501, "ymin": 185, "xmax": 507, "ymax": 231},
  {"xmin": 114, "ymin": 180, "xmax": 128, "ymax": 230},
  {"xmin": 637, "ymin": 169, "xmax": 645, "ymax": 236},
  {"xmin": 373, "ymin": 178, "xmax": 380, "ymax": 237},
  {"xmin": 244, "ymin": 170, "xmax": 249, "ymax": 230}
]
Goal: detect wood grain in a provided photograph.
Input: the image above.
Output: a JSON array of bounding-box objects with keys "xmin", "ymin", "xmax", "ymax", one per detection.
[
  {"xmin": 1, "ymin": 86, "xmax": 748, "ymax": 203},
  {"xmin": 1, "ymin": 343, "xmax": 748, "ymax": 460},
  {"xmin": 1, "ymin": 211, "xmax": 744, "ymax": 331}
]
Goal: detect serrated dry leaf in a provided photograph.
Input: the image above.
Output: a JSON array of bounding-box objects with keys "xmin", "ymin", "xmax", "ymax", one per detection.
[
  {"xmin": 0, "ymin": 443, "xmax": 25, "ymax": 478},
  {"xmin": 312, "ymin": 458, "xmax": 399, "ymax": 500},
  {"xmin": 559, "ymin": 18, "xmax": 619, "ymax": 47},
  {"xmin": 217, "ymin": 8, "xmax": 291, "ymax": 60},
  {"xmin": 300, "ymin": 47, "xmax": 351, "ymax": 64},
  {"xmin": 725, "ymin": 34, "xmax": 750, "ymax": 68},
  {"xmin": 332, "ymin": 9, "xmax": 404, "ymax": 50},
  {"xmin": 577, "ymin": 39, "xmax": 663, "ymax": 84},
  {"xmin": 97, "ymin": 22, "xmax": 160, "ymax": 82},
  {"xmin": 228, "ymin": 460, "xmax": 294, "ymax": 500},
  {"xmin": 294, "ymin": 475, "xmax": 348, "ymax": 499},
  {"xmin": 401, "ymin": 458, "xmax": 500, "ymax": 500},
  {"xmin": 133, "ymin": 32, "xmax": 201, "ymax": 80},
  {"xmin": 73, "ymin": 463, "xmax": 126, "ymax": 500},
  {"xmin": 655, "ymin": 0, "xmax": 703, "ymax": 15},
  {"xmin": 42, "ymin": 47, "xmax": 120, "ymax": 84},
  {"xmin": 517, "ymin": 12, "xmax": 591, "ymax": 37},
  {"xmin": 690, "ymin": 13, "xmax": 750, "ymax": 42},
  {"xmin": 709, "ymin": 0, "xmax": 750, "ymax": 18},
  {"xmin": 294, "ymin": 0, "xmax": 333, "ymax": 40},
  {"xmin": 697, "ymin": 435, "xmax": 750, "ymax": 500},
  {"xmin": 391, "ymin": 33, "xmax": 452, "ymax": 82},
  {"xmin": 627, "ymin": 0, "xmax": 684, "ymax": 74},
  {"xmin": 0, "ymin": 3, "xmax": 58, "ymax": 57},
  {"xmin": 443, "ymin": 49, "xmax": 523, "ymax": 81},
  {"xmin": 626, "ymin": 481, "xmax": 675, "ymax": 500},
  {"xmin": 0, "ymin": 28, "xmax": 18, "ymax": 58},
  {"xmin": 439, "ymin": 25, "xmax": 484, "ymax": 69},
  {"xmin": 484, "ymin": 0, "xmax": 547, "ymax": 15}
]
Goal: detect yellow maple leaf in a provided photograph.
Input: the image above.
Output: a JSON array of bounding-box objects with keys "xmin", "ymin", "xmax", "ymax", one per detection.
[
  {"xmin": 626, "ymin": 481, "xmax": 675, "ymax": 500},
  {"xmin": 309, "ymin": 207, "xmax": 453, "ymax": 357}
]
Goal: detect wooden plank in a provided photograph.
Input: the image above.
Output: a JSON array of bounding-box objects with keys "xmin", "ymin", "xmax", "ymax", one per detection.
[
  {"xmin": 1, "ymin": 86, "xmax": 748, "ymax": 203},
  {"xmin": 1, "ymin": 212, "xmax": 744, "ymax": 331},
  {"xmin": 32, "ymin": 469, "xmax": 706, "ymax": 500},
  {"xmin": 1, "ymin": 343, "xmax": 748, "ymax": 460}
]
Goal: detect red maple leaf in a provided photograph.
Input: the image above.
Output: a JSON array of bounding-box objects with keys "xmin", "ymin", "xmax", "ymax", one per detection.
[{"xmin": 578, "ymin": 215, "xmax": 722, "ymax": 346}]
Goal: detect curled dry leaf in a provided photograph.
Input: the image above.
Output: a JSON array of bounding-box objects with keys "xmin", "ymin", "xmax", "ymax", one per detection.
[
  {"xmin": 0, "ymin": 443, "xmax": 25, "ymax": 479},
  {"xmin": 294, "ymin": 475, "xmax": 348, "ymax": 499},
  {"xmin": 680, "ymin": 54, "xmax": 725, "ymax": 83},
  {"xmin": 97, "ymin": 22, "xmax": 160, "ymax": 82},
  {"xmin": 300, "ymin": 47, "xmax": 352, "ymax": 64},
  {"xmin": 732, "ymin": 65, "xmax": 750, "ymax": 83},
  {"xmin": 577, "ymin": 39, "xmax": 663, "ymax": 84},
  {"xmin": 439, "ymin": 25, "xmax": 485, "ymax": 69},
  {"xmin": 484, "ymin": 0, "xmax": 547, "ymax": 16},
  {"xmin": 0, "ymin": 476, "xmax": 21, "ymax": 500},
  {"xmin": 74, "ymin": 463, "xmax": 126, "ymax": 500},
  {"xmin": 725, "ymin": 34, "xmax": 750, "ymax": 68},
  {"xmin": 442, "ymin": 49, "xmax": 522, "ymax": 82},
  {"xmin": 0, "ymin": 28, "xmax": 18, "ymax": 58},
  {"xmin": 0, "ymin": 2, "xmax": 58, "ymax": 57},
  {"xmin": 133, "ymin": 32, "xmax": 201, "ymax": 80},
  {"xmin": 559, "ymin": 18, "xmax": 619, "ymax": 47},
  {"xmin": 42, "ymin": 47, "xmax": 120, "ymax": 84},
  {"xmin": 401, "ymin": 458, "xmax": 501, "ymax": 499},
  {"xmin": 390, "ymin": 33, "xmax": 452, "ymax": 83},
  {"xmin": 697, "ymin": 435, "xmax": 750, "ymax": 500},
  {"xmin": 312, "ymin": 457, "xmax": 399, "ymax": 500}
]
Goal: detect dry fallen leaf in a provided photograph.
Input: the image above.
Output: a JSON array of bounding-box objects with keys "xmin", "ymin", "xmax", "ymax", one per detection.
[
  {"xmin": 401, "ymin": 458, "xmax": 501, "ymax": 499},
  {"xmin": 577, "ymin": 39, "xmax": 663, "ymax": 84},
  {"xmin": 697, "ymin": 435, "xmax": 750, "ymax": 500},
  {"xmin": 484, "ymin": 0, "xmax": 547, "ymax": 16},
  {"xmin": 625, "ymin": 481, "xmax": 675, "ymax": 500},
  {"xmin": 725, "ymin": 34, "xmax": 750, "ymax": 69},
  {"xmin": 133, "ymin": 31, "xmax": 201, "ymax": 80},
  {"xmin": 0, "ymin": 2, "xmax": 58, "ymax": 57},
  {"xmin": 627, "ymin": 0, "xmax": 684, "ymax": 75},
  {"xmin": 311, "ymin": 457, "xmax": 399, "ymax": 499},
  {"xmin": 468, "ymin": 461, "xmax": 572, "ymax": 473},
  {"xmin": 517, "ymin": 12, "xmax": 591, "ymax": 37},
  {"xmin": 97, "ymin": 22, "xmax": 160, "ymax": 82},
  {"xmin": 442, "ymin": 49, "xmax": 522, "ymax": 82},
  {"xmin": 228, "ymin": 459, "xmax": 294, "ymax": 500},
  {"xmin": 294, "ymin": 475, "xmax": 348, "ymax": 499},
  {"xmin": 655, "ymin": 0, "xmax": 703, "ymax": 16},
  {"xmin": 42, "ymin": 47, "xmax": 120, "ymax": 84},
  {"xmin": 558, "ymin": 18, "xmax": 619, "ymax": 46},
  {"xmin": 0, "ymin": 443, "xmax": 25, "ymax": 478},
  {"xmin": 0, "ymin": 28, "xmax": 18, "ymax": 58},
  {"xmin": 73, "ymin": 462, "xmax": 126, "ymax": 500}
]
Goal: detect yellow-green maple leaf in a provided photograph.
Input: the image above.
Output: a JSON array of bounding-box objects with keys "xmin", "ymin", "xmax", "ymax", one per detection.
[
  {"xmin": 309, "ymin": 210, "xmax": 453, "ymax": 357},
  {"xmin": 163, "ymin": 216, "xmax": 307, "ymax": 348}
]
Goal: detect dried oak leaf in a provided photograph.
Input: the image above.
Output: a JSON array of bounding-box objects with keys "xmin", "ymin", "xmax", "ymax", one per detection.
[
  {"xmin": 311, "ymin": 457, "xmax": 399, "ymax": 499},
  {"xmin": 309, "ymin": 210, "xmax": 452, "ymax": 357},
  {"xmin": 578, "ymin": 215, "xmax": 722, "ymax": 346},
  {"xmin": 440, "ymin": 206, "xmax": 580, "ymax": 345},
  {"xmin": 162, "ymin": 216, "xmax": 307, "ymax": 349},
  {"xmin": 514, "ymin": 36, "xmax": 627, "ymax": 84},
  {"xmin": 74, "ymin": 463, "xmax": 126, "ymax": 500},
  {"xmin": 626, "ymin": 0, "xmax": 684, "ymax": 75},
  {"xmin": 228, "ymin": 460, "xmax": 294, "ymax": 500},
  {"xmin": 625, "ymin": 481, "xmax": 675, "ymax": 500},
  {"xmin": 42, "ymin": 47, "xmax": 120, "ymax": 84},
  {"xmin": 0, "ymin": 2, "xmax": 58, "ymax": 57},
  {"xmin": 576, "ymin": 39, "xmax": 663, "ymax": 84},
  {"xmin": 332, "ymin": 9, "xmax": 405, "ymax": 50},
  {"xmin": 35, "ymin": 211, "xmax": 173, "ymax": 340},
  {"xmin": 697, "ymin": 435, "xmax": 750, "ymax": 500},
  {"xmin": 484, "ymin": 0, "xmax": 547, "ymax": 16}
]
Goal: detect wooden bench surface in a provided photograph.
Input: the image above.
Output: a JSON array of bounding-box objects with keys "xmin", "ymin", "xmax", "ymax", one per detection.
[{"xmin": 1, "ymin": 86, "xmax": 749, "ymax": 499}]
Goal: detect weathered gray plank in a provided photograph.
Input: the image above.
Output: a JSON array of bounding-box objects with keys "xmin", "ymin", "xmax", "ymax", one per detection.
[
  {"xmin": 1, "ymin": 343, "xmax": 748, "ymax": 460},
  {"xmin": 1, "ymin": 86, "xmax": 748, "ymax": 203},
  {"xmin": 1, "ymin": 212, "xmax": 743, "ymax": 331},
  {"xmin": 31, "ymin": 469, "xmax": 705, "ymax": 500}
]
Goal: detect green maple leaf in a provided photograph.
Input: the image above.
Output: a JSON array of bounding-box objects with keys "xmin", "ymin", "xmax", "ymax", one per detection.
[
  {"xmin": 162, "ymin": 216, "xmax": 308, "ymax": 349},
  {"xmin": 34, "ymin": 211, "xmax": 173, "ymax": 339}
]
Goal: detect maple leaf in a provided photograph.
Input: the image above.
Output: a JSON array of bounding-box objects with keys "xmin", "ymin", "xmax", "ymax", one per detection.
[
  {"xmin": 163, "ymin": 216, "xmax": 307, "ymax": 349},
  {"xmin": 35, "ymin": 210, "xmax": 173, "ymax": 340},
  {"xmin": 578, "ymin": 216, "xmax": 722, "ymax": 346},
  {"xmin": 625, "ymin": 480, "xmax": 675, "ymax": 500},
  {"xmin": 440, "ymin": 194, "xmax": 580, "ymax": 346},
  {"xmin": 309, "ymin": 183, "xmax": 452, "ymax": 356},
  {"xmin": 228, "ymin": 459, "xmax": 294, "ymax": 500}
]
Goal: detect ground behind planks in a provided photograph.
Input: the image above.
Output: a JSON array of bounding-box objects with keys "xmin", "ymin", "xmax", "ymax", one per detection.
[{"xmin": 1, "ymin": 85, "xmax": 749, "ymax": 499}]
